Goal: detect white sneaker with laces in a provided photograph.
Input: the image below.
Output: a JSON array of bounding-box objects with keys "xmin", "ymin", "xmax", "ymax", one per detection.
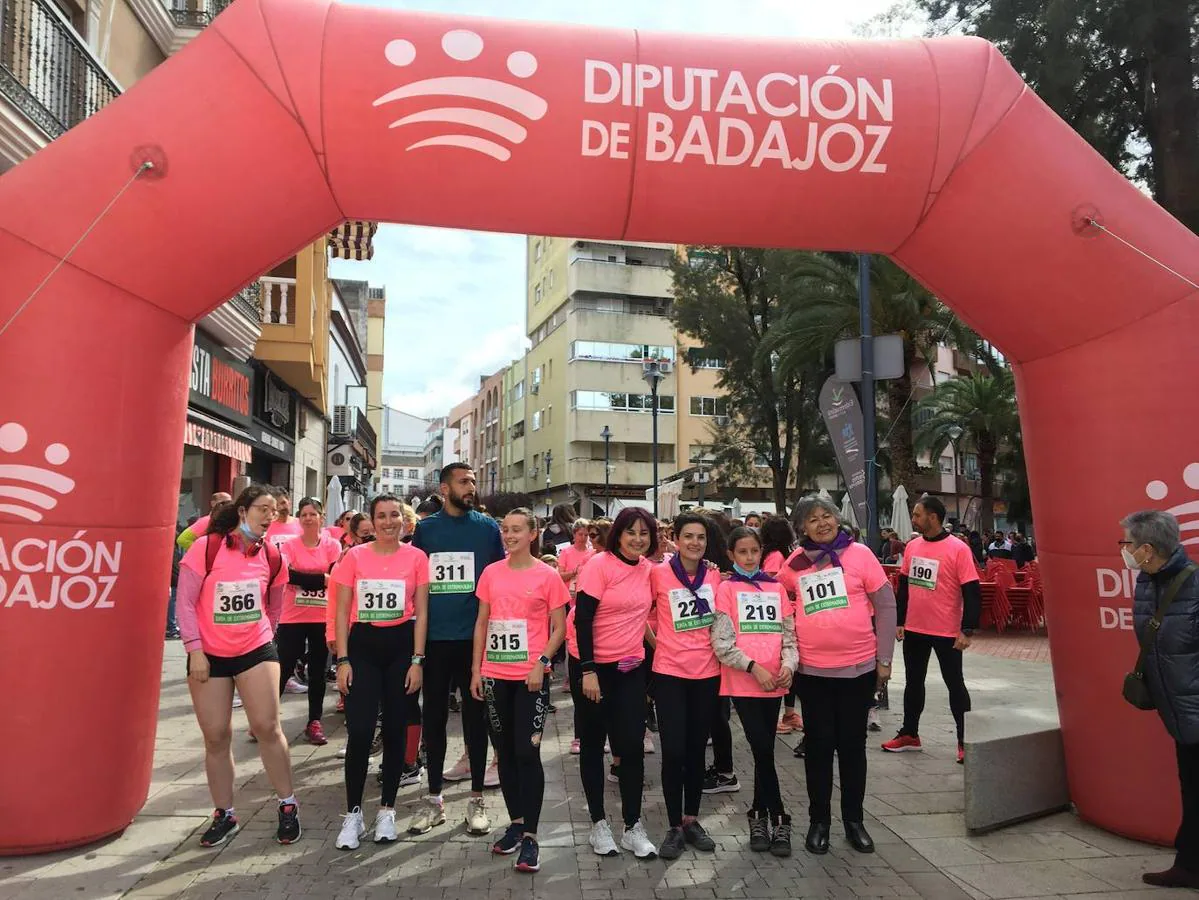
[
  {"xmin": 284, "ymin": 677, "xmax": 307, "ymax": 694},
  {"xmin": 336, "ymin": 742, "xmax": 348, "ymax": 759},
  {"xmin": 335, "ymin": 807, "xmax": 366, "ymax": 850},
  {"xmin": 620, "ymin": 820, "xmax": 658, "ymax": 859},
  {"xmin": 466, "ymin": 795, "xmax": 491, "ymax": 835},
  {"xmin": 232, "ymin": 693, "xmax": 243, "ymax": 709},
  {"xmin": 589, "ymin": 819, "xmax": 620, "ymax": 857},
  {"xmin": 373, "ymin": 808, "xmax": 398, "ymax": 843},
  {"xmin": 408, "ymin": 797, "xmax": 446, "ymax": 835},
  {"xmin": 643, "ymin": 733, "xmax": 655, "ymax": 754},
  {"xmin": 442, "ymin": 751, "xmax": 471, "ymax": 782},
  {"xmin": 483, "ymin": 757, "xmax": 500, "ymax": 788}
]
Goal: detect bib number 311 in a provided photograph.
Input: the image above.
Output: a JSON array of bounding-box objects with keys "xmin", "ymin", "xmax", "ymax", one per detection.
[{"xmin": 429, "ymin": 552, "xmax": 475, "ymax": 594}]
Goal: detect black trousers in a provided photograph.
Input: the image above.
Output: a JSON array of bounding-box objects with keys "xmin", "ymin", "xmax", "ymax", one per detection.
[
  {"xmin": 1177, "ymin": 741, "xmax": 1199, "ymax": 871},
  {"xmin": 569, "ymin": 656, "xmax": 646, "ymax": 828},
  {"xmin": 484, "ymin": 676, "xmax": 550, "ymax": 834},
  {"xmin": 345, "ymin": 622, "xmax": 414, "ymax": 810},
  {"xmin": 733, "ymin": 696, "xmax": 784, "ymax": 816},
  {"xmin": 276, "ymin": 622, "xmax": 327, "ymax": 723},
  {"xmin": 711, "ymin": 696, "xmax": 735, "ymax": 774},
  {"xmin": 424, "ymin": 638, "xmax": 489, "ymax": 794},
  {"xmin": 656, "ymin": 674, "xmax": 719, "ymax": 826},
  {"xmin": 901, "ymin": 631, "xmax": 972, "ymax": 743},
  {"xmin": 797, "ymin": 671, "xmax": 877, "ymax": 824}
]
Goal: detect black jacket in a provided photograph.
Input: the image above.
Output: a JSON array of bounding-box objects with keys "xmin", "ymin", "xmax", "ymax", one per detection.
[{"xmin": 1133, "ymin": 547, "xmax": 1199, "ymax": 744}]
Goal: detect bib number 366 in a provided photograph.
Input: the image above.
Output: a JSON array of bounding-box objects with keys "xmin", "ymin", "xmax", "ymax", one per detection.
[{"xmin": 213, "ymin": 579, "xmax": 262, "ymax": 625}]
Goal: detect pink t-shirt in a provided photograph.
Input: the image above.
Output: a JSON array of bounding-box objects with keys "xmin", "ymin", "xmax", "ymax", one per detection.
[
  {"xmin": 557, "ymin": 544, "xmax": 595, "ymax": 594},
  {"xmin": 279, "ymin": 534, "xmax": 342, "ymax": 625},
  {"xmin": 477, "ymin": 559, "xmax": 571, "ymax": 680},
  {"xmin": 779, "ymin": 544, "xmax": 887, "ymax": 669},
  {"xmin": 181, "ymin": 537, "xmax": 289, "ymax": 657},
  {"xmin": 715, "ymin": 579, "xmax": 794, "ymax": 698},
  {"xmin": 190, "ymin": 514, "xmax": 211, "ymax": 537},
  {"xmin": 265, "ymin": 518, "xmax": 303, "ymax": 550},
  {"xmin": 332, "ymin": 542, "xmax": 429, "ymax": 628},
  {"xmin": 566, "ymin": 553, "xmax": 654, "ymax": 663},
  {"xmin": 901, "ymin": 533, "xmax": 980, "ymax": 638},
  {"xmin": 649, "ymin": 562, "xmax": 721, "ymax": 680},
  {"xmin": 762, "ymin": 550, "xmax": 786, "ymax": 577}
]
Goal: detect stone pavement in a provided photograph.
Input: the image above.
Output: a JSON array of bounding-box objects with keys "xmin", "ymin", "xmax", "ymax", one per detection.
[{"xmin": 1, "ymin": 635, "xmax": 1186, "ymax": 900}]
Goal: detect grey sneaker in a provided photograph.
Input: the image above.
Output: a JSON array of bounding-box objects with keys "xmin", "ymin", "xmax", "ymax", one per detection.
[{"xmin": 408, "ymin": 797, "xmax": 446, "ymax": 835}]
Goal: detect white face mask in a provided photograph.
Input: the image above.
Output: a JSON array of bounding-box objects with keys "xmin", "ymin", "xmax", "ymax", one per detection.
[{"xmin": 1122, "ymin": 546, "xmax": 1141, "ymax": 570}]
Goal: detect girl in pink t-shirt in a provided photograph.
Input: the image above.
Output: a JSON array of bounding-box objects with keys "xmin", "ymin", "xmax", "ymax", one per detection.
[
  {"xmin": 758, "ymin": 516, "xmax": 803, "ymax": 735},
  {"xmin": 557, "ymin": 521, "xmax": 595, "ymax": 597},
  {"xmin": 711, "ymin": 526, "xmax": 798, "ymax": 858},
  {"xmin": 332, "ymin": 495, "xmax": 430, "ymax": 850},
  {"xmin": 645, "ymin": 512, "xmax": 723, "ymax": 860},
  {"xmin": 277, "ymin": 498, "xmax": 342, "ymax": 746},
  {"xmin": 176, "ymin": 484, "xmax": 300, "ymax": 849},
  {"xmin": 468, "ymin": 509, "xmax": 569, "ymax": 872}
]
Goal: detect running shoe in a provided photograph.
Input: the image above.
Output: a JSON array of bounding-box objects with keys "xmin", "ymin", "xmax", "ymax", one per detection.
[
  {"xmin": 545, "ymin": 701, "xmax": 557, "ymax": 714},
  {"xmin": 337, "ymin": 742, "xmax": 348, "ymax": 759},
  {"xmin": 492, "ymin": 822, "xmax": 523, "ymax": 855},
  {"xmin": 408, "ymin": 797, "xmax": 446, "ymax": 835},
  {"xmin": 645, "ymin": 703, "xmax": 658, "ymax": 733},
  {"xmin": 369, "ymin": 734, "xmax": 383, "ymax": 758},
  {"xmin": 776, "ymin": 710, "xmax": 802, "ymax": 734},
  {"xmin": 793, "ymin": 738, "xmax": 806, "ymax": 758},
  {"xmin": 683, "ymin": 820, "xmax": 716, "ymax": 851},
  {"xmin": 164, "ymin": 629, "xmax": 181, "ymax": 640},
  {"xmin": 515, "ymin": 836, "xmax": 540, "ymax": 872},
  {"xmin": 399, "ymin": 763, "xmax": 424, "ymax": 787},
  {"xmin": 276, "ymin": 802, "xmax": 301, "ymax": 844},
  {"xmin": 449, "ymin": 693, "xmax": 461, "ymax": 713},
  {"xmin": 569, "ymin": 738, "xmax": 581, "ymax": 755},
  {"xmin": 484, "ymin": 757, "xmax": 501, "ymax": 788},
  {"xmin": 957, "ymin": 744, "xmax": 965, "ymax": 765},
  {"xmin": 336, "ymin": 808, "xmax": 365, "ymax": 850},
  {"xmin": 443, "ymin": 751, "xmax": 471, "ymax": 782},
  {"xmin": 466, "ymin": 796, "xmax": 491, "ymax": 835},
  {"xmin": 374, "ymin": 808, "xmax": 398, "ymax": 843},
  {"xmin": 284, "ymin": 677, "xmax": 307, "ymax": 694},
  {"xmin": 658, "ymin": 826, "xmax": 686, "ymax": 860},
  {"xmin": 620, "ymin": 820, "xmax": 657, "ymax": 859},
  {"xmin": 701, "ymin": 767, "xmax": 740, "ymax": 794},
  {"xmin": 589, "ymin": 819, "xmax": 619, "ymax": 857},
  {"xmin": 232, "ymin": 694, "xmax": 243, "ymax": 710},
  {"xmin": 304, "ymin": 720, "xmax": 328, "ymax": 746},
  {"xmin": 608, "ymin": 763, "xmax": 621, "ymax": 784},
  {"xmin": 643, "ymin": 733, "xmax": 655, "ymax": 754},
  {"xmin": 867, "ymin": 707, "xmax": 881, "ymax": 733},
  {"xmin": 199, "ymin": 809, "xmax": 239, "ymax": 848},
  {"xmin": 336, "ymin": 694, "xmax": 345, "ymax": 714},
  {"xmin": 881, "ymin": 733, "xmax": 923, "ymax": 753}
]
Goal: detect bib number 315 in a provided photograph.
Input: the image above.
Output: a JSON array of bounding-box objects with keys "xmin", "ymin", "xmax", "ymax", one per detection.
[{"xmin": 486, "ymin": 619, "xmax": 529, "ymax": 663}]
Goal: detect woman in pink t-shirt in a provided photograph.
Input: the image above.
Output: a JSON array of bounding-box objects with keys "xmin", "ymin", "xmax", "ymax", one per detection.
[
  {"xmin": 332, "ymin": 495, "xmax": 430, "ymax": 850},
  {"xmin": 176, "ymin": 485, "xmax": 300, "ymax": 849},
  {"xmin": 277, "ymin": 498, "xmax": 341, "ymax": 746},
  {"xmin": 712, "ymin": 526, "xmax": 798, "ymax": 858},
  {"xmin": 468, "ymin": 509, "xmax": 569, "ymax": 873},
  {"xmin": 779, "ymin": 496, "xmax": 896, "ymax": 857},
  {"xmin": 646, "ymin": 512, "xmax": 722, "ymax": 860},
  {"xmin": 566, "ymin": 507, "xmax": 659, "ymax": 860},
  {"xmin": 557, "ymin": 520, "xmax": 595, "ymax": 597}
]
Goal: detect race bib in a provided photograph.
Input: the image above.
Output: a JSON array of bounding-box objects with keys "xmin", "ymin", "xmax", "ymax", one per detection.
[
  {"xmin": 668, "ymin": 586, "xmax": 715, "ymax": 632},
  {"xmin": 737, "ymin": 590, "xmax": 782, "ymax": 633},
  {"xmin": 429, "ymin": 552, "xmax": 475, "ymax": 594},
  {"xmin": 799, "ymin": 567, "xmax": 850, "ymax": 615},
  {"xmin": 356, "ymin": 579, "xmax": 406, "ymax": 622},
  {"xmin": 295, "ymin": 586, "xmax": 326, "ymax": 608},
  {"xmin": 486, "ymin": 619, "xmax": 529, "ymax": 663},
  {"xmin": 213, "ymin": 579, "xmax": 262, "ymax": 625},
  {"xmin": 269, "ymin": 534, "xmax": 293, "ymax": 550},
  {"xmin": 908, "ymin": 557, "xmax": 941, "ymax": 592}
]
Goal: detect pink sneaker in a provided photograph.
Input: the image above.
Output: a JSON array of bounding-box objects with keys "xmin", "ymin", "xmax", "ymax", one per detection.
[
  {"xmin": 305, "ymin": 720, "xmax": 328, "ymax": 746},
  {"xmin": 881, "ymin": 734, "xmax": 922, "ymax": 753},
  {"xmin": 570, "ymin": 738, "xmax": 581, "ymax": 755}
]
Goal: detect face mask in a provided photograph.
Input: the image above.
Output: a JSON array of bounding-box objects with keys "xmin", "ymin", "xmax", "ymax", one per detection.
[
  {"xmin": 733, "ymin": 563, "xmax": 760, "ymax": 578},
  {"xmin": 239, "ymin": 522, "xmax": 260, "ymax": 543},
  {"xmin": 1122, "ymin": 546, "xmax": 1141, "ymax": 570}
]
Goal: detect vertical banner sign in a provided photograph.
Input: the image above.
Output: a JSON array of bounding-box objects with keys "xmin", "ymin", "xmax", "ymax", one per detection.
[{"xmin": 819, "ymin": 375, "xmax": 868, "ymax": 528}]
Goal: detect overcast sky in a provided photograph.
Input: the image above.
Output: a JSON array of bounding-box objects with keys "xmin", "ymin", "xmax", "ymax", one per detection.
[{"xmin": 329, "ymin": 0, "xmax": 909, "ymax": 419}]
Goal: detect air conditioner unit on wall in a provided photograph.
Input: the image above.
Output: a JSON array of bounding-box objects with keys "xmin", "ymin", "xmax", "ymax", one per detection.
[
  {"xmin": 657, "ymin": 360, "xmax": 673, "ymax": 374},
  {"xmin": 332, "ymin": 405, "xmax": 353, "ymax": 436},
  {"xmin": 328, "ymin": 448, "xmax": 354, "ymax": 477}
]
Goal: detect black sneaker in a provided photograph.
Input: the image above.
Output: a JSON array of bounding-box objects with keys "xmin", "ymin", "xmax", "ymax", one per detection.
[
  {"xmin": 646, "ymin": 702, "xmax": 658, "ymax": 733},
  {"xmin": 546, "ymin": 701, "xmax": 557, "ymax": 714},
  {"xmin": 701, "ymin": 767, "xmax": 740, "ymax": 794},
  {"xmin": 399, "ymin": 763, "xmax": 423, "ymax": 787},
  {"xmin": 164, "ymin": 629, "xmax": 180, "ymax": 640},
  {"xmin": 492, "ymin": 822, "xmax": 524, "ymax": 855},
  {"xmin": 608, "ymin": 763, "xmax": 621, "ymax": 784},
  {"xmin": 748, "ymin": 810, "xmax": 770, "ymax": 853},
  {"xmin": 793, "ymin": 738, "xmax": 806, "ymax": 758},
  {"xmin": 770, "ymin": 813, "xmax": 793, "ymax": 858},
  {"xmin": 200, "ymin": 809, "xmax": 239, "ymax": 848},
  {"xmin": 658, "ymin": 826, "xmax": 687, "ymax": 860},
  {"xmin": 449, "ymin": 693, "xmax": 461, "ymax": 713},
  {"xmin": 682, "ymin": 820, "xmax": 716, "ymax": 851},
  {"xmin": 515, "ymin": 836, "xmax": 540, "ymax": 872},
  {"xmin": 276, "ymin": 802, "xmax": 301, "ymax": 844}
]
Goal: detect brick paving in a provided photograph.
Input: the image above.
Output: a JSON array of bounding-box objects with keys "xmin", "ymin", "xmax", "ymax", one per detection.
[
  {"xmin": 966, "ymin": 631, "xmax": 1051, "ymax": 664},
  {"xmin": 0, "ymin": 640, "xmax": 1184, "ymax": 900}
]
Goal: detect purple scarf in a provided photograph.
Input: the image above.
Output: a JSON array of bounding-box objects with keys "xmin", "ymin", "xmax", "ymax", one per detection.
[
  {"xmin": 729, "ymin": 567, "xmax": 777, "ymax": 587},
  {"xmin": 792, "ymin": 530, "xmax": 854, "ymax": 571},
  {"xmin": 669, "ymin": 554, "xmax": 712, "ymax": 614}
]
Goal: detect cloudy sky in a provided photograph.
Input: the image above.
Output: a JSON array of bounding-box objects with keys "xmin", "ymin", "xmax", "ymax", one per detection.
[{"xmin": 329, "ymin": 0, "xmax": 912, "ymax": 419}]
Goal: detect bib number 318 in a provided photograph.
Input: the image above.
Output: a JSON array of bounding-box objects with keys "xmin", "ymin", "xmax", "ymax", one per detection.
[{"xmin": 356, "ymin": 579, "xmax": 406, "ymax": 622}]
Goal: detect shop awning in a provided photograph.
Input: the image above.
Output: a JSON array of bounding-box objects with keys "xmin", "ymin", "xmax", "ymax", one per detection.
[{"xmin": 185, "ymin": 409, "xmax": 254, "ymax": 462}]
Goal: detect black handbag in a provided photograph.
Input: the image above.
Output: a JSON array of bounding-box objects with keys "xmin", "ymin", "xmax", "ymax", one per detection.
[{"xmin": 1123, "ymin": 563, "xmax": 1197, "ymax": 710}]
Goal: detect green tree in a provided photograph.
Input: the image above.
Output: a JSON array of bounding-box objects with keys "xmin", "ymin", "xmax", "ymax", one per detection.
[
  {"xmin": 910, "ymin": 0, "xmax": 1199, "ymax": 233},
  {"xmin": 913, "ymin": 371, "xmax": 1019, "ymax": 533}
]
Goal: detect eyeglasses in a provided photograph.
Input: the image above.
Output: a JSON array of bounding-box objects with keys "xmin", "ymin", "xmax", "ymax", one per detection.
[
  {"xmin": 249, "ymin": 503, "xmax": 275, "ymax": 513},
  {"xmin": 1117, "ymin": 540, "xmax": 1134, "ymax": 547},
  {"xmin": 588, "ymin": 531, "xmax": 599, "ymax": 538}
]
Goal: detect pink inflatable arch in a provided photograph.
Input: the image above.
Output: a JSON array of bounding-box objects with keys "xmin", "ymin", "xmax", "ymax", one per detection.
[{"xmin": 0, "ymin": 0, "xmax": 1196, "ymax": 854}]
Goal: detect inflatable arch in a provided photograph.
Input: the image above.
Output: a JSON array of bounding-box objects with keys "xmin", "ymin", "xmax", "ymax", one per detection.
[{"xmin": 0, "ymin": 0, "xmax": 1196, "ymax": 854}]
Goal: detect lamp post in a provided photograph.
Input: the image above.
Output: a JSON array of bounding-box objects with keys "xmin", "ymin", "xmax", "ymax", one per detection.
[
  {"xmin": 642, "ymin": 360, "xmax": 665, "ymax": 518},
  {"xmin": 948, "ymin": 425, "xmax": 964, "ymax": 526},
  {"xmin": 600, "ymin": 425, "xmax": 612, "ymax": 516},
  {"xmin": 544, "ymin": 449, "xmax": 553, "ymax": 519}
]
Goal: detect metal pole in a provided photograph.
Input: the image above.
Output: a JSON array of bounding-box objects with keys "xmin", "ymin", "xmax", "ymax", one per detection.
[
  {"xmin": 698, "ymin": 466, "xmax": 705, "ymax": 507},
  {"xmin": 651, "ymin": 379, "xmax": 659, "ymax": 518},
  {"xmin": 603, "ymin": 434, "xmax": 611, "ymax": 515},
  {"xmin": 859, "ymin": 253, "xmax": 879, "ymax": 552}
]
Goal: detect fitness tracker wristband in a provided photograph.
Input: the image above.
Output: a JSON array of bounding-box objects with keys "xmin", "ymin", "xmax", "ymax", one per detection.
[
  {"xmin": 411, "ymin": 654, "xmax": 425, "ymax": 666},
  {"xmin": 336, "ymin": 656, "xmax": 350, "ymax": 666},
  {"xmin": 538, "ymin": 654, "xmax": 552, "ymax": 667}
]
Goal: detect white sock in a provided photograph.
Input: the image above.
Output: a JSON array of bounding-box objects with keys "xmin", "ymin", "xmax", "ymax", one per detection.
[
  {"xmin": 427, "ymin": 794, "xmax": 443, "ymax": 806},
  {"xmin": 278, "ymin": 795, "xmax": 296, "ymax": 807},
  {"xmin": 223, "ymin": 807, "xmax": 235, "ymax": 818}
]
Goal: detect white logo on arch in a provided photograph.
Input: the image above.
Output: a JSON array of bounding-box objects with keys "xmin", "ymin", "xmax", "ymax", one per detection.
[
  {"xmin": 0, "ymin": 423, "xmax": 75, "ymax": 523},
  {"xmin": 374, "ymin": 29, "xmax": 548, "ymax": 162},
  {"xmin": 1145, "ymin": 464, "xmax": 1199, "ymax": 547}
]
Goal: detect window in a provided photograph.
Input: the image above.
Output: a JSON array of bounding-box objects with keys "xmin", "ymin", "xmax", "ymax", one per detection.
[
  {"xmin": 690, "ymin": 444, "xmax": 716, "ymax": 463},
  {"xmin": 534, "ymin": 240, "xmax": 542, "ymax": 261},
  {"xmin": 547, "ymin": 405, "xmax": 552, "ymax": 425},
  {"xmin": 547, "ymin": 359, "xmax": 552, "ymax": 380},
  {"xmin": 571, "ymin": 391, "xmax": 675, "ymax": 413},
  {"xmin": 381, "ymin": 467, "xmax": 390, "ymax": 478},
  {"xmin": 569, "ymin": 341, "xmax": 676, "ymax": 363},
  {"xmin": 692, "ymin": 356, "xmax": 725, "ymax": 369},
  {"xmin": 510, "ymin": 420, "xmax": 525, "ymax": 439},
  {"xmin": 689, "ymin": 396, "xmax": 729, "ymax": 417},
  {"xmin": 532, "ymin": 367, "xmax": 542, "ymax": 386},
  {"xmin": 548, "ymin": 269, "xmax": 555, "ymax": 288},
  {"xmin": 534, "ymin": 285, "xmax": 542, "ymax": 304},
  {"xmin": 532, "ymin": 410, "xmax": 542, "ymax": 430},
  {"xmin": 408, "ymin": 469, "xmax": 419, "ymax": 479},
  {"xmin": 627, "ymin": 444, "xmax": 676, "ymax": 463}
]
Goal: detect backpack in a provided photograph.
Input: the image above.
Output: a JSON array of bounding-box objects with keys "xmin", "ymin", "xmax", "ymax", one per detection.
[{"xmin": 204, "ymin": 532, "xmax": 283, "ymax": 584}]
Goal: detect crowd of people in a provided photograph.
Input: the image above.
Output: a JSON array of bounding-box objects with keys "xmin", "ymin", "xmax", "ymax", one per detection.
[{"xmin": 169, "ymin": 466, "xmax": 982, "ymax": 872}]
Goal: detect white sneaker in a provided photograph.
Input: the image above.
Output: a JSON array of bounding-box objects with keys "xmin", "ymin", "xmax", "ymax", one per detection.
[
  {"xmin": 466, "ymin": 795, "xmax": 491, "ymax": 835},
  {"xmin": 335, "ymin": 807, "xmax": 366, "ymax": 850},
  {"xmin": 589, "ymin": 819, "xmax": 620, "ymax": 857},
  {"xmin": 483, "ymin": 757, "xmax": 500, "ymax": 788},
  {"xmin": 643, "ymin": 733, "xmax": 655, "ymax": 754},
  {"xmin": 620, "ymin": 819, "xmax": 657, "ymax": 860},
  {"xmin": 336, "ymin": 742, "xmax": 348, "ymax": 759},
  {"xmin": 408, "ymin": 797, "xmax": 446, "ymax": 835},
  {"xmin": 232, "ymin": 693, "xmax": 243, "ymax": 709},
  {"xmin": 373, "ymin": 808, "xmax": 398, "ymax": 843},
  {"xmin": 284, "ymin": 677, "xmax": 307, "ymax": 694},
  {"xmin": 442, "ymin": 751, "xmax": 471, "ymax": 782}
]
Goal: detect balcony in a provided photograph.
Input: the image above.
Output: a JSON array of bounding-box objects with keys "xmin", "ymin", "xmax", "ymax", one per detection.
[
  {"xmin": 0, "ymin": 0, "xmax": 120, "ymax": 166},
  {"xmin": 260, "ymin": 276, "xmax": 295, "ymax": 325},
  {"xmin": 198, "ymin": 284, "xmax": 264, "ymax": 361},
  {"xmin": 569, "ymin": 458, "xmax": 672, "ymax": 487},
  {"xmin": 331, "ymin": 405, "xmax": 378, "ymax": 470},
  {"xmin": 252, "ymin": 243, "xmax": 328, "ymax": 413},
  {"xmin": 568, "ymin": 258, "xmax": 673, "ymax": 300}
]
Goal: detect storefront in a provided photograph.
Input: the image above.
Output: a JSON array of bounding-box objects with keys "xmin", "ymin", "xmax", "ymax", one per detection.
[
  {"xmin": 246, "ymin": 364, "xmax": 297, "ymax": 489},
  {"xmin": 181, "ymin": 331, "xmax": 254, "ymax": 526}
]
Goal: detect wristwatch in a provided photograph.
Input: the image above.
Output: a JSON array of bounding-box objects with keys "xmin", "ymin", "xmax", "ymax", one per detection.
[
  {"xmin": 538, "ymin": 654, "xmax": 552, "ymax": 667},
  {"xmin": 411, "ymin": 654, "xmax": 425, "ymax": 666},
  {"xmin": 877, "ymin": 659, "xmax": 891, "ymax": 667}
]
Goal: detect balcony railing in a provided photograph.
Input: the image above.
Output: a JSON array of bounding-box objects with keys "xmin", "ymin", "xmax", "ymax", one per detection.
[
  {"xmin": 260, "ymin": 277, "xmax": 294, "ymax": 325},
  {"xmin": 355, "ymin": 414, "xmax": 377, "ymax": 467},
  {"xmin": 165, "ymin": 0, "xmax": 231, "ymax": 27},
  {"xmin": 0, "ymin": 0, "xmax": 120, "ymax": 139}
]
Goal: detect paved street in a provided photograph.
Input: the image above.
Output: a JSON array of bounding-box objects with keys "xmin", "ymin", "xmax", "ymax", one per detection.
[{"xmin": 0, "ymin": 636, "xmax": 1185, "ymax": 900}]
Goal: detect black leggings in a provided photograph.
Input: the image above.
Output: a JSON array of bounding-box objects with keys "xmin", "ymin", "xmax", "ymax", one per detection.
[
  {"xmin": 424, "ymin": 639, "xmax": 489, "ymax": 794},
  {"xmin": 797, "ymin": 671, "xmax": 876, "ymax": 824},
  {"xmin": 484, "ymin": 676, "xmax": 550, "ymax": 834},
  {"xmin": 276, "ymin": 622, "xmax": 327, "ymax": 723},
  {"xmin": 711, "ymin": 696, "xmax": 734, "ymax": 774},
  {"xmin": 656, "ymin": 674, "xmax": 719, "ymax": 826},
  {"xmin": 732, "ymin": 696, "xmax": 784, "ymax": 816},
  {"xmin": 569, "ymin": 656, "xmax": 646, "ymax": 828},
  {"xmin": 901, "ymin": 631, "xmax": 972, "ymax": 743},
  {"xmin": 345, "ymin": 622, "xmax": 414, "ymax": 810}
]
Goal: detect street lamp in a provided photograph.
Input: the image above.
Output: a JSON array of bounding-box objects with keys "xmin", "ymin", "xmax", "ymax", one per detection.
[
  {"xmin": 642, "ymin": 360, "xmax": 665, "ymax": 518},
  {"xmin": 544, "ymin": 449, "xmax": 553, "ymax": 518},
  {"xmin": 947, "ymin": 425, "xmax": 964, "ymax": 525},
  {"xmin": 600, "ymin": 425, "xmax": 612, "ymax": 516}
]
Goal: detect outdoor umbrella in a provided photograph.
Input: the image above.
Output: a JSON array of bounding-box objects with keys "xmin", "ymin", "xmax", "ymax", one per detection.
[
  {"xmin": 890, "ymin": 484, "xmax": 910, "ymax": 537},
  {"xmin": 839, "ymin": 491, "xmax": 858, "ymax": 528},
  {"xmin": 325, "ymin": 476, "xmax": 345, "ymax": 526}
]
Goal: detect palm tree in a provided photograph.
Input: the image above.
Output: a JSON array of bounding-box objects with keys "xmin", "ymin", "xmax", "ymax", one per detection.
[{"xmin": 913, "ymin": 371, "xmax": 1018, "ymax": 534}]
